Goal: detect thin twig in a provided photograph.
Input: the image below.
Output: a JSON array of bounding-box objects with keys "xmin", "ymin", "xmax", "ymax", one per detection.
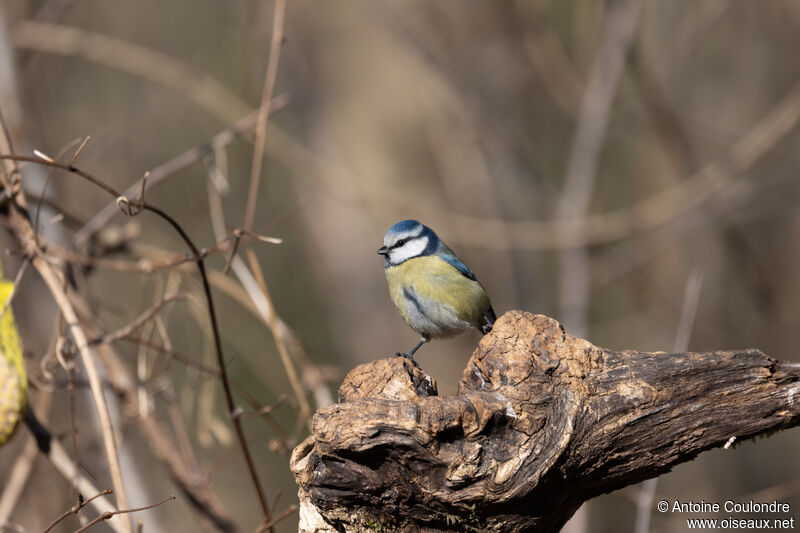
[
  {"xmin": 43, "ymin": 489, "xmax": 113, "ymax": 533},
  {"xmin": 0, "ymin": 108, "xmax": 20, "ymax": 192},
  {"xmin": 68, "ymin": 136, "xmax": 91, "ymax": 166},
  {"xmin": 233, "ymin": 395, "xmax": 287, "ymax": 419},
  {"xmin": 222, "ymin": 230, "xmax": 242, "ymax": 275},
  {"xmin": 33, "ymin": 138, "xmax": 85, "ymax": 247},
  {"xmin": 256, "ymin": 504, "xmax": 298, "ymax": 532},
  {"xmin": 243, "ymin": 0, "xmax": 286, "ymax": 234},
  {"xmin": 89, "ymin": 294, "xmax": 185, "ymax": 346},
  {"xmin": 71, "ymin": 495, "xmax": 175, "ymax": 533},
  {"xmin": 0, "ymin": 154, "xmax": 119, "ymax": 196}
]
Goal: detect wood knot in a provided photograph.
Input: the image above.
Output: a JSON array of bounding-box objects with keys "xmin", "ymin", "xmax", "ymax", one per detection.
[
  {"xmin": 338, "ymin": 357, "xmax": 438, "ymax": 402},
  {"xmin": 460, "ymin": 311, "xmax": 570, "ymax": 395}
]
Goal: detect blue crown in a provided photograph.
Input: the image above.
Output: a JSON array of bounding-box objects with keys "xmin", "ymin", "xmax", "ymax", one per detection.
[{"xmin": 387, "ymin": 219, "xmax": 425, "ymax": 236}]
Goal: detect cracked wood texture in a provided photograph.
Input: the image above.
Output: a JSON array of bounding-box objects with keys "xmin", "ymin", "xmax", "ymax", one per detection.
[{"xmin": 290, "ymin": 311, "xmax": 800, "ymax": 532}]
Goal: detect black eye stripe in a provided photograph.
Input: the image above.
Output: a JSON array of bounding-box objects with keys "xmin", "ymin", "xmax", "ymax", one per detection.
[{"xmin": 393, "ymin": 237, "xmax": 410, "ymax": 248}]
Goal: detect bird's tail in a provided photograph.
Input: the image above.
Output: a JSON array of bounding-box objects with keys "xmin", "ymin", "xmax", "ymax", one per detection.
[{"xmin": 480, "ymin": 306, "xmax": 497, "ymax": 334}]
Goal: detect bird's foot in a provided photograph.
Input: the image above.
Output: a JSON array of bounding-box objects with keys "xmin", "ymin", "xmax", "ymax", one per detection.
[{"xmin": 395, "ymin": 351, "xmax": 421, "ymax": 369}]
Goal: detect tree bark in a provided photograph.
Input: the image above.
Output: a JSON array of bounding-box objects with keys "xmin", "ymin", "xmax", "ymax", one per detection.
[{"xmin": 290, "ymin": 311, "xmax": 800, "ymax": 532}]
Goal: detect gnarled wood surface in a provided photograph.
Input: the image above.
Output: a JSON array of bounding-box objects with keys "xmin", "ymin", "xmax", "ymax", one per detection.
[{"xmin": 291, "ymin": 311, "xmax": 800, "ymax": 532}]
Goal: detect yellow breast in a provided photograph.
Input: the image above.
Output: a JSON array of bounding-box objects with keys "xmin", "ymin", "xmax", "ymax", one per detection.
[
  {"xmin": 385, "ymin": 255, "xmax": 490, "ymax": 336},
  {"xmin": 0, "ymin": 280, "xmax": 25, "ymax": 445}
]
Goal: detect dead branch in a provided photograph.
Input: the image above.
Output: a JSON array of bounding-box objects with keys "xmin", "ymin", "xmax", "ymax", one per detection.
[
  {"xmin": 71, "ymin": 494, "xmax": 175, "ymax": 533},
  {"xmin": 291, "ymin": 311, "xmax": 800, "ymax": 532},
  {"xmin": 43, "ymin": 489, "xmax": 113, "ymax": 533}
]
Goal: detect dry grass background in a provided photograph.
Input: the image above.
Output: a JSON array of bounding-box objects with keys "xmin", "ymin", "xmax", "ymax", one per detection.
[{"xmin": 1, "ymin": 0, "xmax": 799, "ymax": 531}]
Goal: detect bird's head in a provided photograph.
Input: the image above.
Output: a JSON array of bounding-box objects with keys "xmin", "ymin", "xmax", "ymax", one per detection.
[{"xmin": 377, "ymin": 219, "xmax": 439, "ymax": 267}]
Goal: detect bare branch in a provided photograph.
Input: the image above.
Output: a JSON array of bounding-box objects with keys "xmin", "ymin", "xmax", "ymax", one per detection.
[
  {"xmin": 71, "ymin": 495, "xmax": 175, "ymax": 533},
  {"xmin": 89, "ymin": 295, "xmax": 185, "ymax": 346},
  {"xmin": 43, "ymin": 489, "xmax": 113, "ymax": 533}
]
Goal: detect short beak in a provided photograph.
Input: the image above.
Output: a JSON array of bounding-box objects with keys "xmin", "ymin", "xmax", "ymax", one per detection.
[{"xmin": 377, "ymin": 246, "xmax": 388, "ymax": 255}]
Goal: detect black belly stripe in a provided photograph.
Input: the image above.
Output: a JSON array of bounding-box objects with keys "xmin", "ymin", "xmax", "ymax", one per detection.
[{"xmin": 403, "ymin": 288, "xmax": 426, "ymax": 317}]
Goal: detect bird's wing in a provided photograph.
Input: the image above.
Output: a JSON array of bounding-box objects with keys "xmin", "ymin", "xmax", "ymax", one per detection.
[{"xmin": 439, "ymin": 250, "xmax": 477, "ymax": 281}]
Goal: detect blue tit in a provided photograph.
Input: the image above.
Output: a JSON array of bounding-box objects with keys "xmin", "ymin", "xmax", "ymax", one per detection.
[{"xmin": 377, "ymin": 219, "xmax": 496, "ymax": 366}]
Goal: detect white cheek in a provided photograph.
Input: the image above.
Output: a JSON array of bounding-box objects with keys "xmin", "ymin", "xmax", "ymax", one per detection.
[{"xmin": 390, "ymin": 237, "xmax": 428, "ymax": 264}]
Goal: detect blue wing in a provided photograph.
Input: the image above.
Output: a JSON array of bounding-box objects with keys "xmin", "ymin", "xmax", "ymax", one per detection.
[{"xmin": 440, "ymin": 251, "xmax": 477, "ymax": 281}]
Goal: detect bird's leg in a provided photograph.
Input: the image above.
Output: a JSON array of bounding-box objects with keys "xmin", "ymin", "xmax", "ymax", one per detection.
[
  {"xmin": 407, "ymin": 337, "xmax": 426, "ymax": 357},
  {"xmin": 395, "ymin": 336, "xmax": 427, "ymax": 368}
]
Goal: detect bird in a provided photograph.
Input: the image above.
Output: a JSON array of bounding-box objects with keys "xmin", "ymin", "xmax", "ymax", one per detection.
[
  {"xmin": 0, "ymin": 262, "xmax": 25, "ymax": 446},
  {"xmin": 377, "ymin": 219, "xmax": 496, "ymax": 366}
]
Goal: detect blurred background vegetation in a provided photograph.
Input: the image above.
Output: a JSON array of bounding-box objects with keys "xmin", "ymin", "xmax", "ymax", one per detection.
[{"xmin": 1, "ymin": 0, "xmax": 799, "ymax": 531}]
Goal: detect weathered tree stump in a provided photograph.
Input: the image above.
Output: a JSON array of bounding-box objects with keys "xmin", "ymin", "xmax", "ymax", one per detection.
[{"xmin": 290, "ymin": 311, "xmax": 800, "ymax": 532}]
